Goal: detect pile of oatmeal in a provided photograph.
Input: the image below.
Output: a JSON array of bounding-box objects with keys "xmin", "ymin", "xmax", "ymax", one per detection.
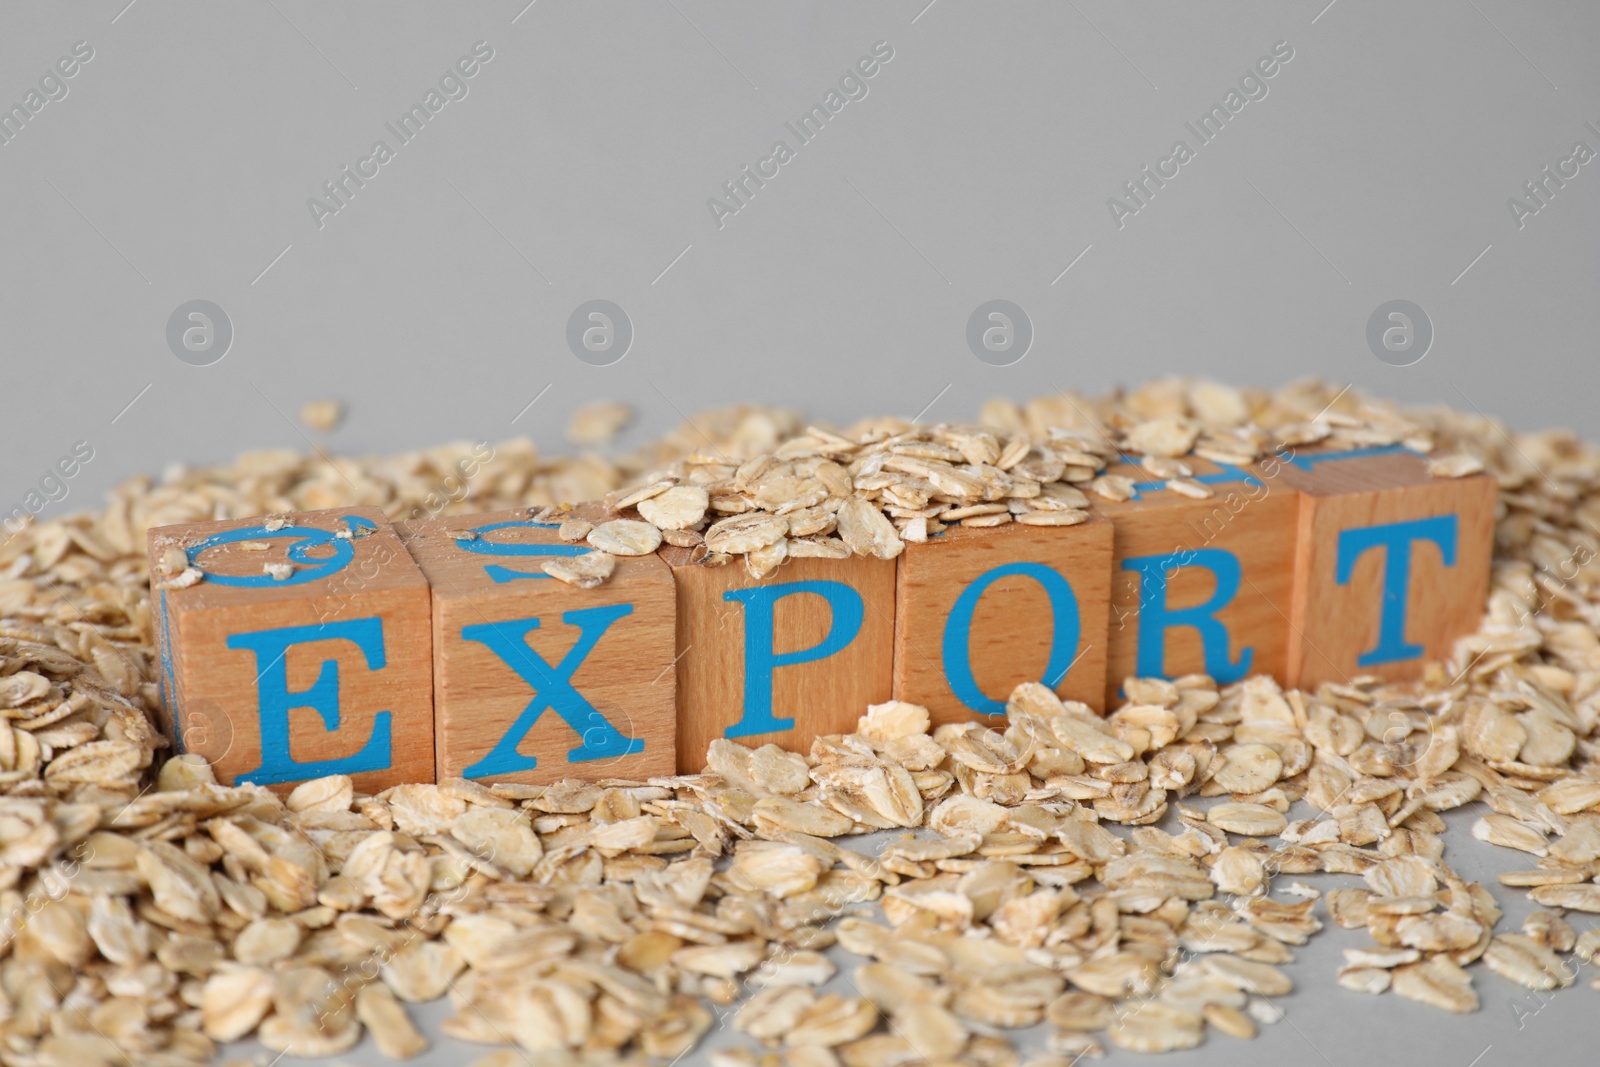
[{"xmin": 0, "ymin": 380, "xmax": 1594, "ymax": 1066}]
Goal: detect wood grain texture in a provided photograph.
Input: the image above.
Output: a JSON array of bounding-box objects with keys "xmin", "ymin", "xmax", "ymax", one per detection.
[
  {"xmin": 1268, "ymin": 448, "xmax": 1497, "ymax": 689},
  {"xmin": 147, "ymin": 506, "xmax": 433, "ymax": 794},
  {"xmin": 1087, "ymin": 458, "xmax": 1297, "ymax": 706},
  {"xmin": 397, "ymin": 509, "xmax": 676, "ymax": 786},
  {"xmin": 663, "ymin": 547, "xmax": 896, "ymax": 774},
  {"xmin": 893, "ymin": 517, "xmax": 1113, "ymax": 723}
]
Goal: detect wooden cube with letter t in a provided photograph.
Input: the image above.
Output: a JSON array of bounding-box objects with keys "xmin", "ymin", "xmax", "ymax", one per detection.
[
  {"xmin": 1269, "ymin": 445, "xmax": 1497, "ymax": 689},
  {"xmin": 893, "ymin": 517, "xmax": 1113, "ymax": 722},
  {"xmin": 395, "ymin": 509, "xmax": 676, "ymax": 785},
  {"xmin": 1090, "ymin": 457, "xmax": 1297, "ymax": 706},
  {"xmin": 663, "ymin": 547, "xmax": 897, "ymax": 773},
  {"xmin": 147, "ymin": 506, "xmax": 433, "ymax": 793}
]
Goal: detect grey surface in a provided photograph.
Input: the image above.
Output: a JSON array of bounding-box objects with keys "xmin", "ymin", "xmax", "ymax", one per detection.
[{"xmin": 2, "ymin": 2, "xmax": 1597, "ymax": 1063}]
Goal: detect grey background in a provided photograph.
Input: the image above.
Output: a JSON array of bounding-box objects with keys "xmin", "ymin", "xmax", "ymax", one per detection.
[
  {"xmin": 1, "ymin": 1, "xmax": 1596, "ymax": 1063},
  {"xmin": 4, "ymin": 1, "xmax": 1598, "ymax": 520}
]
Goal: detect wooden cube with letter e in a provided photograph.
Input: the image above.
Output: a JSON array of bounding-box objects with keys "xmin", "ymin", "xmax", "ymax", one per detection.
[
  {"xmin": 396, "ymin": 509, "xmax": 676, "ymax": 785},
  {"xmin": 1089, "ymin": 457, "xmax": 1297, "ymax": 706},
  {"xmin": 893, "ymin": 517, "xmax": 1113, "ymax": 723},
  {"xmin": 147, "ymin": 506, "xmax": 433, "ymax": 794},
  {"xmin": 1267, "ymin": 445, "xmax": 1497, "ymax": 689},
  {"xmin": 663, "ymin": 547, "xmax": 897, "ymax": 773}
]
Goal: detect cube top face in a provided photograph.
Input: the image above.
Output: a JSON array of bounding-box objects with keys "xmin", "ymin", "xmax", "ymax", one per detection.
[
  {"xmin": 1268, "ymin": 446, "xmax": 1498, "ymax": 689},
  {"xmin": 1088, "ymin": 457, "xmax": 1297, "ymax": 705},
  {"xmin": 1269, "ymin": 443, "xmax": 1437, "ymax": 495},
  {"xmin": 395, "ymin": 508, "xmax": 663, "ymax": 600},
  {"xmin": 149, "ymin": 505, "xmax": 425, "ymax": 609},
  {"xmin": 398, "ymin": 509, "xmax": 677, "ymax": 786},
  {"xmin": 147, "ymin": 506, "xmax": 433, "ymax": 795},
  {"xmin": 663, "ymin": 548, "xmax": 896, "ymax": 774},
  {"xmin": 1088, "ymin": 456, "xmax": 1269, "ymax": 517},
  {"xmin": 894, "ymin": 516, "xmax": 1113, "ymax": 722}
]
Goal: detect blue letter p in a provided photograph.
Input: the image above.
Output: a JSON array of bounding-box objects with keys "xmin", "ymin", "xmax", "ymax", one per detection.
[{"xmin": 723, "ymin": 580, "xmax": 864, "ymax": 738}]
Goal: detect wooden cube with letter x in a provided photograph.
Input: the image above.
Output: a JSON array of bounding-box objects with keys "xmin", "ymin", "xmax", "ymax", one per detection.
[
  {"xmin": 663, "ymin": 547, "xmax": 897, "ymax": 773},
  {"xmin": 893, "ymin": 517, "xmax": 1113, "ymax": 723},
  {"xmin": 147, "ymin": 506, "xmax": 433, "ymax": 794},
  {"xmin": 396, "ymin": 509, "xmax": 676, "ymax": 785},
  {"xmin": 1089, "ymin": 456, "xmax": 1298, "ymax": 706},
  {"xmin": 1268, "ymin": 445, "xmax": 1497, "ymax": 689}
]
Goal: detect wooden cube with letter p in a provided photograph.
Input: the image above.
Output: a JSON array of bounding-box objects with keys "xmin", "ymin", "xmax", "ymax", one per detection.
[
  {"xmin": 147, "ymin": 506, "xmax": 433, "ymax": 793},
  {"xmin": 1267, "ymin": 445, "xmax": 1497, "ymax": 689},
  {"xmin": 893, "ymin": 517, "xmax": 1113, "ymax": 722},
  {"xmin": 396, "ymin": 509, "xmax": 676, "ymax": 785},
  {"xmin": 663, "ymin": 547, "xmax": 897, "ymax": 773},
  {"xmin": 1089, "ymin": 457, "xmax": 1297, "ymax": 705}
]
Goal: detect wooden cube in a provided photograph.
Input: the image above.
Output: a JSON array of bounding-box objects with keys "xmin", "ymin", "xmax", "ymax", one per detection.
[
  {"xmin": 147, "ymin": 506, "xmax": 433, "ymax": 793},
  {"xmin": 663, "ymin": 548, "xmax": 897, "ymax": 773},
  {"xmin": 396, "ymin": 509, "xmax": 676, "ymax": 786},
  {"xmin": 893, "ymin": 517, "xmax": 1113, "ymax": 723},
  {"xmin": 1088, "ymin": 458, "xmax": 1297, "ymax": 706},
  {"xmin": 1265, "ymin": 445, "xmax": 1497, "ymax": 689}
]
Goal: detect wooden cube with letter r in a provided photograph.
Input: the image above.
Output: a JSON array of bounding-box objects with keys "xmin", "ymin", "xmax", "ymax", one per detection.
[
  {"xmin": 147, "ymin": 506, "xmax": 433, "ymax": 794},
  {"xmin": 1088, "ymin": 456, "xmax": 1297, "ymax": 706},
  {"xmin": 663, "ymin": 547, "xmax": 897, "ymax": 773},
  {"xmin": 396, "ymin": 509, "xmax": 676, "ymax": 785},
  {"xmin": 893, "ymin": 517, "xmax": 1113, "ymax": 722},
  {"xmin": 1265, "ymin": 445, "xmax": 1497, "ymax": 689}
]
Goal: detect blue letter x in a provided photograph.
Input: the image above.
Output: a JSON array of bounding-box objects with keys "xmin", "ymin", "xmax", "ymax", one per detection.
[{"xmin": 459, "ymin": 603, "xmax": 643, "ymax": 778}]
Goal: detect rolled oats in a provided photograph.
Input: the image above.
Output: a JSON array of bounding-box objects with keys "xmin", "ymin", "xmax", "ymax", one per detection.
[
  {"xmin": 586, "ymin": 519, "xmax": 662, "ymax": 556},
  {"xmin": 1391, "ymin": 957, "xmax": 1478, "ymax": 1013},
  {"xmin": 10, "ymin": 381, "xmax": 1600, "ymax": 1064},
  {"xmin": 566, "ymin": 400, "xmax": 634, "ymax": 446},
  {"xmin": 542, "ymin": 550, "xmax": 617, "ymax": 588},
  {"xmin": 637, "ymin": 485, "xmax": 710, "ymax": 530}
]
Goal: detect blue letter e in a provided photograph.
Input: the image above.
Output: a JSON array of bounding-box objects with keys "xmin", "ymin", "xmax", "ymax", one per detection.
[
  {"xmin": 1336, "ymin": 515, "xmax": 1458, "ymax": 667},
  {"xmin": 724, "ymin": 580, "xmax": 864, "ymax": 738},
  {"xmin": 227, "ymin": 617, "xmax": 392, "ymax": 786},
  {"xmin": 1122, "ymin": 548, "xmax": 1252, "ymax": 685}
]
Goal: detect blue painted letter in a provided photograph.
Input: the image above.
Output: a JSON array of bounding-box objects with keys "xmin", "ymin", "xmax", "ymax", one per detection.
[
  {"xmin": 452, "ymin": 519, "xmax": 590, "ymax": 583},
  {"xmin": 460, "ymin": 603, "xmax": 642, "ymax": 777},
  {"xmin": 942, "ymin": 562, "xmax": 1081, "ymax": 716},
  {"xmin": 1336, "ymin": 515, "xmax": 1458, "ymax": 667},
  {"xmin": 189, "ymin": 515, "xmax": 374, "ymax": 587},
  {"xmin": 1122, "ymin": 548, "xmax": 1252, "ymax": 684},
  {"xmin": 724, "ymin": 580, "xmax": 864, "ymax": 738},
  {"xmin": 227, "ymin": 617, "xmax": 392, "ymax": 785}
]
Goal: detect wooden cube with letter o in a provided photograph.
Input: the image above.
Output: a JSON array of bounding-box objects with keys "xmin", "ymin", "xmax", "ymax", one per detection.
[
  {"xmin": 147, "ymin": 506, "xmax": 433, "ymax": 794},
  {"xmin": 893, "ymin": 518, "xmax": 1113, "ymax": 722},
  {"xmin": 396, "ymin": 509, "xmax": 676, "ymax": 786}
]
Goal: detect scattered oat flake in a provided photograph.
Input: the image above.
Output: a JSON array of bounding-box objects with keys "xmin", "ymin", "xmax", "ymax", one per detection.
[
  {"xmin": 542, "ymin": 550, "xmax": 617, "ymax": 588},
  {"xmin": 587, "ymin": 518, "xmax": 662, "ymax": 556},
  {"xmin": 566, "ymin": 400, "xmax": 634, "ymax": 446},
  {"xmin": 1429, "ymin": 453, "xmax": 1484, "ymax": 478},
  {"xmin": 298, "ymin": 398, "xmax": 345, "ymax": 432}
]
